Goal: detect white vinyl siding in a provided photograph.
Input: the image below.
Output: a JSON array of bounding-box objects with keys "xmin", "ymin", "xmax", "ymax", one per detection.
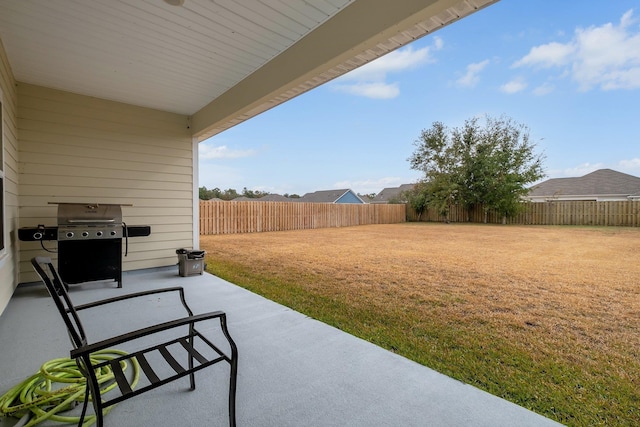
[
  {"xmin": 18, "ymin": 84, "xmax": 193, "ymax": 283},
  {"xmin": 0, "ymin": 38, "xmax": 19, "ymax": 315}
]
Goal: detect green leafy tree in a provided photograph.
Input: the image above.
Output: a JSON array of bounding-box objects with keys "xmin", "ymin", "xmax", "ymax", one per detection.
[
  {"xmin": 199, "ymin": 186, "xmax": 223, "ymax": 200},
  {"xmin": 200, "ymin": 186, "xmax": 275, "ymax": 200},
  {"xmin": 404, "ymin": 182, "xmax": 429, "ymax": 221},
  {"xmin": 241, "ymin": 187, "xmax": 270, "ymax": 198},
  {"xmin": 221, "ymin": 188, "xmax": 239, "ymax": 200},
  {"xmin": 408, "ymin": 121, "xmax": 462, "ymax": 222},
  {"xmin": 199, "ymin": 186, "xmax": 209, "ymax": 200},
  {"xmin": 408, "ymin": 115, "xmax": 545, "ymax": 223}
]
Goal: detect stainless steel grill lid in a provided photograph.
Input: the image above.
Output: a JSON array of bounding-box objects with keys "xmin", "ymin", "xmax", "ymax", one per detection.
[
  {"xmin": 55, "ymin": 203, "xmax": 125, "ymax": 241},
  {"xmin": 57, "ymin": 203, "xmax": 123, "ymax": 225}
]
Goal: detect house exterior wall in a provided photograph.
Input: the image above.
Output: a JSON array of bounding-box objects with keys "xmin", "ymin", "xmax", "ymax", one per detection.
[
  {"xmin": 17, "ymin": 83, "xmax": 194, "ymax": 284},
  {"xmin": 0, "ymin": 39, "xmax": 19, "ymax": 315},
  {"xmin": 336, "ymin": 191, "xmax": 364, "ymax": 204}
]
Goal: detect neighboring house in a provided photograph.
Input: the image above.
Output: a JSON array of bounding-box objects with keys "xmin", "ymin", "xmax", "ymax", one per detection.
[
  {"xmin": 371, "ymin": 184, "xmax": 416, "ymax": 204},
  {"xmin": 525, "ymin": 169, "xmax": 640, "ymax": 202},
  {"xmin": 297, "ymin": 189, "xmax": 365, "ymax": 204}
]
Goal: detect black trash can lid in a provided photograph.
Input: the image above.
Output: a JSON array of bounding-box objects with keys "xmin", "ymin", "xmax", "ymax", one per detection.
[
  {"xmin": 177, "ymin": 248, "xmax": 206, "ymax": 258},
  {"xmin": 187, "ymin": 250, "xmax": 206, "ymax": 259}
]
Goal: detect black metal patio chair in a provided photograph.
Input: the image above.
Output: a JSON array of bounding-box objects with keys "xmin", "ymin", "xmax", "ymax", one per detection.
[{"xmin": 31, "ymin": 256, "xmax": 238, "ymax": 427}]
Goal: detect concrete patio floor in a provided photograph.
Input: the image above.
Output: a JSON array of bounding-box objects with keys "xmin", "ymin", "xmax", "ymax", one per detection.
[{"xmin": 0, "ymin": 267, "xmax": 563, "ymax": 426}]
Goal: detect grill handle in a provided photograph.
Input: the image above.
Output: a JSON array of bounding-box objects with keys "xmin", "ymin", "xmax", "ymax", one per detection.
[
  {"xmin": 67, "ymin": 219, "xmax": 117, "ymax": 223},
  {"xmin": 123, "ymin": 222, "xmax": 128, "ymax": 257}
]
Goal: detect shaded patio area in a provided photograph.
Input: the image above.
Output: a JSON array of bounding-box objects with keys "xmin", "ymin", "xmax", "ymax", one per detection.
[{"xmin": 0, "ymin": 267, "xmax": 562, "ymax": 426}]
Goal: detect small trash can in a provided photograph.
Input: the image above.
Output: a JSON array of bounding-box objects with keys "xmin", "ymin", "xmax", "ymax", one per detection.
[{"xmin": 176, "ymin": 248, "xmax": 206, "ymax": 277}]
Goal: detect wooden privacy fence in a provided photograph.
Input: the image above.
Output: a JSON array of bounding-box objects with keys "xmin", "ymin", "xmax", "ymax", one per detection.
[
  {"xmin": 200, "ymin": 200, "xmax": 406, "ymax": 235},
  {"xmin": 406, "ymin": 200, "xmax": 640, "ymax": 227}
]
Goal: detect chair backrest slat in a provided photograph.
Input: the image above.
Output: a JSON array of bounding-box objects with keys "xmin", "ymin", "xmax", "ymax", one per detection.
[{"xmin": 31, "ymin": 257, "xmax": 87, "ymax": 348}]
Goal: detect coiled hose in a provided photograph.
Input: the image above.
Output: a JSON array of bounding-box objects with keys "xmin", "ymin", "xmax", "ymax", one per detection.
[{"xmin": 0, "ymin": 349, "xmax": 139, "ymax": 427}]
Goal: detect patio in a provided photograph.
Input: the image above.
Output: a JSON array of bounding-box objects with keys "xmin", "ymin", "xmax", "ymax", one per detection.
[{"xmin": 0, "ymin": 267, "xmax": 562, "ymax": 426}]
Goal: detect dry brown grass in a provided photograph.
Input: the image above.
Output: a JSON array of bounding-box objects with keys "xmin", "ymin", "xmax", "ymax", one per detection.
[{"xmin": 200, "ymin": 223, "xmax": 640, "ymax": 425}]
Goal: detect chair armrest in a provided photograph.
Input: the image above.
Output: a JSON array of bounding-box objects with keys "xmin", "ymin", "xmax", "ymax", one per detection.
[
  {"xmin": 70, "ymin": 311, "xmax": 226, "ymax": 359},
  {"xmin": 73, "ymin": 287, "xmax": 193, "ymax": 315}
]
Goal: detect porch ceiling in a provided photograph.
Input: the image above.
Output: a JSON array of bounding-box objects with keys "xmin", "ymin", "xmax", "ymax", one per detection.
[{"xmin": 0, "ymin": 0, "xmax": 498, "ymax": 141}]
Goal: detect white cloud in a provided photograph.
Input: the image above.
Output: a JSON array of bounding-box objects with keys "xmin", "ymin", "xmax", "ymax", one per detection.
[
  {"xmin": 345, "ymin": 45, "xmax": 436, "ymax": 81},
  {"xmin": 512, "ymin": 42, "xmax": 575, "ymax": 69},
  {"xmin": 617, "ymin": 158, "xmax": 640, "ymax": 174},
  {"xmin": 500, "ymin": 77, "xmax": 528, "ymax": 94},
  {"xmin": 533, "ymin": 82, "xmax": 555, "ymax": 95},
  {"xmin": 548, "ymin": 159, "xmax": 640, "ymax": 179},
  {"xmin": 199, "ymin": 143, "xmax": 257, "ymax": 160},
  {"xmin": 433, "ymin": 36, "xmax": 444, "ymax": 50},
  {"xmin": 512, "ymin": 9, "xmax": 640, "ymax": 91},
  {"xmin": 559, "ymin": 162, "xmax": 605, "ymax": 177},
  {"xmin": 456, "ymin": 59, "xmax": 490, "ymax": 87},
  {"xmin": 332, "ymin": 82, "xmax": 399, "ymax": 99},
  {"xmin": 332, "ymin": 40, "xmax": 442, "ymax": 99}
]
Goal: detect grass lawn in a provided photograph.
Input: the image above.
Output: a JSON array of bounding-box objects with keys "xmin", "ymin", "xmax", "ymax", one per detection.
[{"xmin": 200, "ymin": 223, "xmax": 639, "ymax": 426}]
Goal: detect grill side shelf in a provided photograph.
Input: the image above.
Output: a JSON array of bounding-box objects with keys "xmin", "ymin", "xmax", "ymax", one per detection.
[
  {"xmin": 18, "ymin": 227, "xmax": 58, "ymax": 241},
  {"xmin": 126, "ymin": 225, "xmax": 151, "ymax": 237}
]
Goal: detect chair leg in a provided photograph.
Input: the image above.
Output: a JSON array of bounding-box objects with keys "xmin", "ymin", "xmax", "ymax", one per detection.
[
  {"xmin": 83, "ymin": 357, "xmax": 104, "ymax": 427},
  {"xmin": 220, "ymin": 315, "xmax": 238, "ymax": 427},
  {"xmin": 228, "ymin": 354, "xmax": 238, "ymax": 427},
  {"xmin": 90, "ymin": 385, "xmax": 104, "ymax": 427},
  {"xmin": 88, "ymin": 385, "xmax": 104, "ymax": 427},
  {"xmin": 189, "ymin": 325, "xmax": 196, "ymax": 390},
  {"xmin": 77, "ymin": 385, "xmax": 90, "ymax": 427},
  {"xmin": 189, "ymin": 370, "xmax": 196, "ymax": 390}
]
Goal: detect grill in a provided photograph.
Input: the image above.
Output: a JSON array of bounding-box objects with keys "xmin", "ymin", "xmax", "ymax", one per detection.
[
  {"xmin": 57, "ymin": 203, "xmax": 125, "ymax": 287},
  {"xmin": 19, "ymin": 202, "xmax": 151, "ymax": 288}
]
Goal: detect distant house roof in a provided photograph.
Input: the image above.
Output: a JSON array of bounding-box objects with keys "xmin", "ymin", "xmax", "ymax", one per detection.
[
  {"xmin": 371, "ymin": 184, "xmax": 416, "ymax": 204},
  {"xmin": 298, "ymin": 189, "xmax": 365, "ymax": 204},
  {"xmin": 258, "ymin": 194, "xmax": 292, "ymax": 202},
  {"xmin": 359, "ymin": 194, "xmax": 375, "ymax": 203},
  {"xmin": 525, "ymin": 169, "xmax": 640, "ymax": 202},
  {"xmin": 232, "ymin": 196, "xmax": 254, "ymax": 201}
]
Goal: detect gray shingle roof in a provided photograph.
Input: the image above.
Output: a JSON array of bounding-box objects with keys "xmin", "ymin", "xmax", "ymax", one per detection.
[
  {"xmin": 372, "ymin": 184, "xmax": 416, "ymax": 203},
  {"xmin": 528, "ymin": 169, "xmax": 640, "ymax": 198},
  {"xmin": 258, "ymin": 194, "xmax": 292, "ymax": 202},
  {"xmin": 298, "ymin": 189, "xmax": 363, "ymax": 203}
]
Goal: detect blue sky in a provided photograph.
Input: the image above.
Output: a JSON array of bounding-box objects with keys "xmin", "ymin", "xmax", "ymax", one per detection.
[{"xmin": 199, "ymin": 0, "xmax": 640, "ymax": 196}]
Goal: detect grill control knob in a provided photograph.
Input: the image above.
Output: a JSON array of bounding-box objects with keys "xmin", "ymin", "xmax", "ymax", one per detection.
[
  {"xmin": 66, "ymin": 232, "xmax": 74, "ymax": 238},
  {"xmin": 110, "ymin": 230, "xmax": 117, "ymax": 236},
  {"xmin": 96, "ymin": 231, "xmax": 103, "ymax": 237},
  {"xmin": 82, "ymin": 231, "xmax": 89, "ymax": 237}
]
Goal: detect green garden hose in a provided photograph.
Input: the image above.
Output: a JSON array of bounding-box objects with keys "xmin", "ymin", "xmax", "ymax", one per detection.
[{"xmin": 0, "ymin": 349, "xmax": 139, "ymax": 427}]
